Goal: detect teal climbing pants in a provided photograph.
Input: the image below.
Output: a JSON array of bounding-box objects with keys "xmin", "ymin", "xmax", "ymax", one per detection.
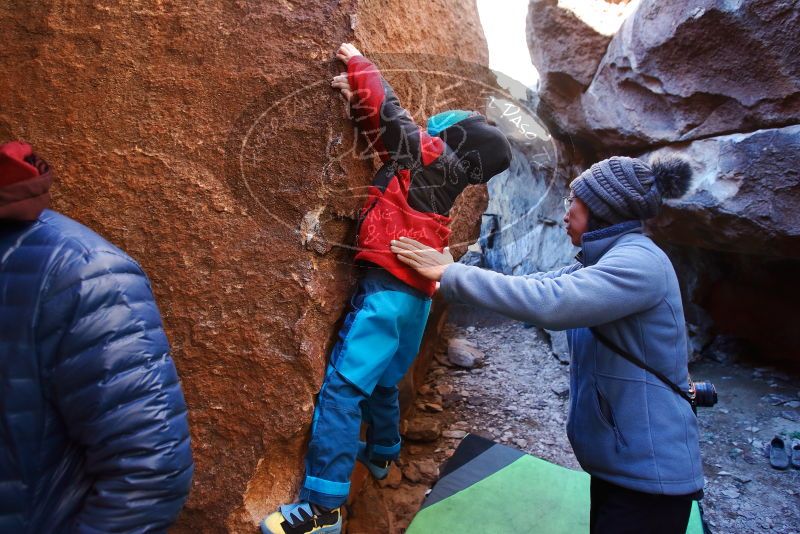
[{"xmin": 299, "ymin": 267, "xmax": 432, "ymax": 508}]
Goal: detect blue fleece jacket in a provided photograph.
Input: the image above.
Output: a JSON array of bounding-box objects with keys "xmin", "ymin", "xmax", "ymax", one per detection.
[{"xmin": 439, "ymin": 220, "xmax": 704, "ymax": 495}]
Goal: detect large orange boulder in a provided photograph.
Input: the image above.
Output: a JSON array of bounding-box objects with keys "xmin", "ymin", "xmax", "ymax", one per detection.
[{"xmin": 0, "ymin": 1, "xmax": 494, "ymax": 531}]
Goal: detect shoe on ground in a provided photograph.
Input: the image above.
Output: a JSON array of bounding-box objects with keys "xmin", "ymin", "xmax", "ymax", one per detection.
[
  {"xmin": 791, "ymin": 440, "xmax": 800, "ymax": 469},
  {"xmin": 260, "ymin": 502, "xmax": 341, "ymax": 534},
  {"xmin": 769, "ymin": 436, "xmax": 789, "ymax": 470},
  {"xmin": 356, "ymin": 440, "xmax": 390, "ymax": 480}
]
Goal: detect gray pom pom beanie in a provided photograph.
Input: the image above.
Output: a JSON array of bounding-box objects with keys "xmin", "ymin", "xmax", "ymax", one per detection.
[{"xmin": 571, "ymin": 156, "xmax": 661, "ymax": 224}]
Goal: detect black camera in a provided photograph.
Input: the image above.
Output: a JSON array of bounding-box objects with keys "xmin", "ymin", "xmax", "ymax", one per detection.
[{"xmin": 689, "ymin": 380, "xmax": 718, "ymax": 409}]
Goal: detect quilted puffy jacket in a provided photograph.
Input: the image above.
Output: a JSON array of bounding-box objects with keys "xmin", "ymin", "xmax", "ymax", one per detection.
[{"xmin": 0, "ymin": 147, "xmax": 193, "ymax": 533}]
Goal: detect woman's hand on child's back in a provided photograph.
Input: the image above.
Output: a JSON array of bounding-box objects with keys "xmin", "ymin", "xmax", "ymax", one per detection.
[
  {"xmin": 391, "ymin": 237, "xmax": 454, "ymax": 282},
  {"xmin": 335, "ymin": 43, "xmax": 362, "ymax": 64}
]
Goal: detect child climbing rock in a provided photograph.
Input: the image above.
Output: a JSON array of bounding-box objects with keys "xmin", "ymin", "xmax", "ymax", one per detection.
[{"xmin": 261, "ymin": 42, "xmax": 512, "ymax": 534}]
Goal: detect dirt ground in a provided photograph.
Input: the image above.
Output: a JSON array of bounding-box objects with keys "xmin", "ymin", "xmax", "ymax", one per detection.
[{"xmin": 353, "ymin": 306, "xmax": 800, "ymax": 533}]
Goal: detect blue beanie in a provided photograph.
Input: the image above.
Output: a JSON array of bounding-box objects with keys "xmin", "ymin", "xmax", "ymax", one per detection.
[{"xmin": 426, "ymin": 110, "xmax": 474, "ymax": 136}]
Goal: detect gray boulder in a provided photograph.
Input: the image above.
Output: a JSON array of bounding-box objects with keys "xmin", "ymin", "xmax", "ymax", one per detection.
[
  {"xmin": 583, "ymin": 0, "xmax": 800, "ymax": 149},
  {"xmin": 645, "ymin": 124, "xmax": 800, "ymax": 259},
  {"xmin": 526, "ymin": 0, "xmax": 616, "ymax": 137},
  {"xmin": 479, "ymin": 141, "xmax": 578, "ymax": 277},
  {"xmin": 447, "ymin": 338, "xmax": 485, "ymax": 369}
]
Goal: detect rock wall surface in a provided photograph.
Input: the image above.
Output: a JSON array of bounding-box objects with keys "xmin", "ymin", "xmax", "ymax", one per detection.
[
  {"xmin": 526, "ymin": 0, "xmax": 638, "ymax": 146},
  {"xmin": 478, "ymin": 139, "xmax": 577, "ymax": 277},
  {"xmin": 645, "ymin": 125, "xmax": 800, "ymax": 260},
  {"xmin": 583, "ymin": 0, "xmax": 800, "ymax": 150},
  {"xmin": 0, "ymin": 1, "xmax": 492, "ymax": 531},
  {"xmin": 460, "ymin": 73, "xmax": 580, "ymax": 285},
  {"xmin": 530, "ymin": 0, "xmax": 800, "ymax": 153},
  {"xmin": 526, "ymin": 0, "xmax": 800, "ymax": 364}
]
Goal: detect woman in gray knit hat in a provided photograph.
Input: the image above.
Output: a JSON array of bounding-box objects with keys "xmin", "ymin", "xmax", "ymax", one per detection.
[{"xmin": 391, "ymin": 156, "xmax": 702, "ymax": 534}]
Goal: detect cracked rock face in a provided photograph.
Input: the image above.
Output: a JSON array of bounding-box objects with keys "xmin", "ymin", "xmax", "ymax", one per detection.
[
  {"xmin": 582, "ymin": 0, "xmax": 800, "ymax": 150},
  {"xmin": 645, "ymin": 125, "xmax": 800, "ymax": 260},
  {"xmin": 643, "ymin": 125, "xmax": 800, "ymax": 363},
  {"xmin": 529, "ymin": 0, "xmax": 800, "ymax": 151},
  {"xmin": 526, "ymin": 0, "xmax": 627, "ymax": 140},
  {"xmin": 479, "ymin": 139, "xmax": 577, "ymax": 277},
  {"xmin": 0, "ymin": 0, "xmax": 494, "ymax": 531}
]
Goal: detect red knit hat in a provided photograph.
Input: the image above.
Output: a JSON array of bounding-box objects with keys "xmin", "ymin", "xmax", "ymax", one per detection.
[{"xmin": 0, "ymin": 141, "xmax": 40, "ymax": 186}]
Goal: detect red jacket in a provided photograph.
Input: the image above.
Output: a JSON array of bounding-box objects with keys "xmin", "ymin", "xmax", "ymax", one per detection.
[{"xmin": 347, "ymin": 56, "xmax": 512, "ymax": 296}]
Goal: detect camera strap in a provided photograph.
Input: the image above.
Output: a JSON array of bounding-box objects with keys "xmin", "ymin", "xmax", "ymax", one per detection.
[{"xmin": 589, "ymin": 327, "xmax": 694, "ymax": 407}]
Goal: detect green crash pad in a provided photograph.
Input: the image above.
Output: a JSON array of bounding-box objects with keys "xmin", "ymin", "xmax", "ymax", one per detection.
[{"xmin": 406, "ymin": 435, "xmax": 704, "ymax": 534}]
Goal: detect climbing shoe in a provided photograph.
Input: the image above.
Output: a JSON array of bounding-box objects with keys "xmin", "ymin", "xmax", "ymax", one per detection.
[
  {"xmin": 260, "ymin": 502, "xmax": 342, "ymax": 534},
  {"xmin": 356, "ymin": 441, "xmax": 391, "ymax": 480},
  {"xmin": 769, "ymin": 436, "xmax": 790, "ymax": 470}
]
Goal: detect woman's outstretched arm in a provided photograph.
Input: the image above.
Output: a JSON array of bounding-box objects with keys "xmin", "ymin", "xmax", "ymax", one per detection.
[{"xmin": 437, "ymin": 245, "xmax": 666, "ymax": 330}]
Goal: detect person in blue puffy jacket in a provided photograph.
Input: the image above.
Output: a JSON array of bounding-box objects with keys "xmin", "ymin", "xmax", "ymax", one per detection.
[{"xmin": 0, "ymin": 140, "xmax": 194, "ymax": 533}]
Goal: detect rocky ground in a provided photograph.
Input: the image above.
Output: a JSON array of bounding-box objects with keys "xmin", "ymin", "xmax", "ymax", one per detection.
[{"xmin": 348, "ymin": 305, "xmax": 800, "ymax": 533}]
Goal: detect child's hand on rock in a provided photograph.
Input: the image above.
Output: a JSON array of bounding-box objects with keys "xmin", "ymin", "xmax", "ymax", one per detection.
[
  {"xmin": 335, "ymin": 42, "xmax": 362, "ymax": 64},
  {"xmin": 330, "ymin": 73, "xmax": 353, "ymax": 101}
]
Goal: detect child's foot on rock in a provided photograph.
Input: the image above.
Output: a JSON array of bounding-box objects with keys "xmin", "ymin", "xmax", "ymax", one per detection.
[
  {"xmin": 356, "ymin": 441, "xmax": 391, "ymax": 480},
  {"xmin": 260, "ymin": 502, "xmax": 341, "ymax": 534}
]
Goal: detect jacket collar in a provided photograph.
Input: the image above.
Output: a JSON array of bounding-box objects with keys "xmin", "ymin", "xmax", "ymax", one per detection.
[{"xmin": 575, "ymin": 220, "xmax": 643, "ymax": 266}]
